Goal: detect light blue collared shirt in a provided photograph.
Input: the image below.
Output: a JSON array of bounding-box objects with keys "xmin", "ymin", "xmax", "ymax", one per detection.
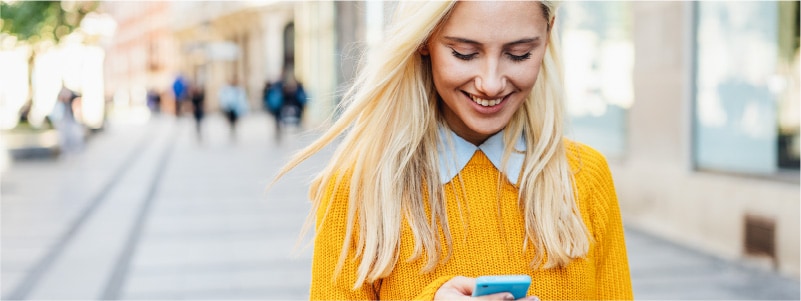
[{"xmin": 437, "ymin": 126, "xmax": 526, "ymax": 185}]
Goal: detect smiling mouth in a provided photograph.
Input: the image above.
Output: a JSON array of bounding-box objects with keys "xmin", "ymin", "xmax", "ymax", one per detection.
[{"xmin": 466, "ymin": 92, "xmax": 505, "ymax": 107}]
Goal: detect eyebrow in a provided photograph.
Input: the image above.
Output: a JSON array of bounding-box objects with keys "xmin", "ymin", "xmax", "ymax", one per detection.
[{"xmin": 443, "ymin": 36, "xmax": 540, "ymax": 47}]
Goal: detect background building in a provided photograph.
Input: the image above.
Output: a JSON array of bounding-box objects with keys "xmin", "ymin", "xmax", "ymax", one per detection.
[
  {"xmin": 170, "ymin": 1, "xmax": 294, "ymax": 115},
  {"xmin": 103, "ymin": 1, "xmax": 176, "ymax": 120},
  {"xmin": 563, "ymin": 1, "xmax": 799, "ymax": 277}
]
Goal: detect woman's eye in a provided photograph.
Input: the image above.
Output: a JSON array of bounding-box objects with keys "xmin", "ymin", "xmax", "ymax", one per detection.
[
  {"xmin": 508, "ymin": 52, "xmax": 532, "ymax": 62},
  {"xmin": 451, "ymin": 49, "xmax": 477, "ymax": 61}
]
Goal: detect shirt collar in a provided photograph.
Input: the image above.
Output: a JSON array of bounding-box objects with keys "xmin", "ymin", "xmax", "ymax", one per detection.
[{"xmin": 437, "ymin": 125, "xmax": 526, "ymax": 185}]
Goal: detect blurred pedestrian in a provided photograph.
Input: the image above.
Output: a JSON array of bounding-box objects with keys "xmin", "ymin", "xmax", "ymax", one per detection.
[
  {"xmin": 275, "ymin": 2, "xmax": 631, "ymax": 300},
  {"xmin": 52, "ymin": 85, "xmax": 84, "ymax": 156},
  {"xmin": 279, "ymin": 67, "xmax": 306, "ymax": 127},
  {"xmin": 262, "ymin": 80, "xmax": 274, "ymax": 114},
  {"xmin": 172, "ymin": 75, "xmax": 188, "ymax": 116},
  {"xmin": 146, "ymin": 89, "xmax": 162, "ymax": 114},
  {"xmin": 190, "ymin": 85, "xmax": 205, "ymax": 142},
  {"xmin": 265, "ymin": 67, "xmax": 308, "ymax": 140},
  {"xmin": 218, "ymin": 78, "xmax": 249, "ymax": 142},
  {"xmin": 263, "ymin": 80, "xmax": 282, "ymax": 137}
]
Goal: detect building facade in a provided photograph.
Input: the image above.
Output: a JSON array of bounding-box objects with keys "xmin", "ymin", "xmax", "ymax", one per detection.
[
  {"xmin": 170, "ymin": 1, "xmax": 294, "ymax": 115},
  {"xmin": 103, "ymin": 1, "xmax": 177, "ymax": 118},
  {"xmin": 563, "ymin": 1, "xmax": 799, "ymax": 277}
]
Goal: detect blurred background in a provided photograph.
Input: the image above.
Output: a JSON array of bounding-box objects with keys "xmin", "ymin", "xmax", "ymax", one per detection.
[{"xmin": 0, "ymin": 1, "xmax": 798, "ymax": 300}]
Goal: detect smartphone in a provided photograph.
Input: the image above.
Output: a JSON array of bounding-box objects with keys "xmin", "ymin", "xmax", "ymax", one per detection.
[{"xmin": 471, "ymin": 275, "xmax": 531, "ymax": 299}]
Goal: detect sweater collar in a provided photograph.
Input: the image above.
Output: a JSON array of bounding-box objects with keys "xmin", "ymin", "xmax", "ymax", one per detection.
[{"xmin": 436, "ymin": 125, "xmax": 526, "ymax": 185}]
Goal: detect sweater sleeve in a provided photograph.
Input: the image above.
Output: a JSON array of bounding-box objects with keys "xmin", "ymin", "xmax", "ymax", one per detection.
[
  {"xmin": 310, "ymin": 176, "xmax": 377, "ymax": 300},
  {"xmin": 586, "ymin": 149, "xmax": 634, "ymax": 300}
]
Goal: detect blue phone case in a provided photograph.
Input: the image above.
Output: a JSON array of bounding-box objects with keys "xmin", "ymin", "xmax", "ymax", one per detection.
[{"xmin": 471, "ymin": 275, "xmax": 532, "ymax": 299}]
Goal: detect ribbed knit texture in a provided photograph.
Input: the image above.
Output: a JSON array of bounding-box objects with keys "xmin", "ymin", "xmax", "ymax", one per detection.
[{"xmin": 310, "ymin": 142, "xmax": 633, "ymax": 300}]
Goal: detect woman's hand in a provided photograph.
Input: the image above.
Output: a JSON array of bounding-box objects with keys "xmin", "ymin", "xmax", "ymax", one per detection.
[{"xmin": 433, "ymin": 276, "xmax": 540, "ymax": 301}]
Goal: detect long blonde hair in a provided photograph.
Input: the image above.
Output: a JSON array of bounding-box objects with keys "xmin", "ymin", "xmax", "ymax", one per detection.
[{"xmin": 275, "ymin": 0, "xmax": 590, "ymax": 289}]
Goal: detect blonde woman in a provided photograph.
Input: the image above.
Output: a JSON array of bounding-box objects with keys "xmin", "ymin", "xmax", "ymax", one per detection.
[{"xmin": 277, "ymin": 1, "xmax": 632, "ymax": 300}]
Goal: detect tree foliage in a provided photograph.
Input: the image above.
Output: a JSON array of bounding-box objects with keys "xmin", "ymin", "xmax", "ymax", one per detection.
[{"xmin": 0, "ymin": 1, "xmax": 98, "ymax": 43}]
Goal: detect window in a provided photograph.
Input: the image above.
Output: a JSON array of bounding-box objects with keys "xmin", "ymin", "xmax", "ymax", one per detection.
[
  {"xmin": 694, "ymin": 1, "xmax": 799, "ymax": 175},
  {"xmin": 560, "ymin": 1, "xmax": 634, "ymax": 158}
]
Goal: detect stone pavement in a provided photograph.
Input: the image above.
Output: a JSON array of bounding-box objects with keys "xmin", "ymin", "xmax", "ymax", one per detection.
[{"xmin": 1, "ymin": 111, "xmax": 798, "ymax": 300}]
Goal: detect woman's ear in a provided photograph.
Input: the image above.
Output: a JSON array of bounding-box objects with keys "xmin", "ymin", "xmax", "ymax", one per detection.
[{"xmin": 419, "ymin": 43, "xmax": 430, "ymax": 56}]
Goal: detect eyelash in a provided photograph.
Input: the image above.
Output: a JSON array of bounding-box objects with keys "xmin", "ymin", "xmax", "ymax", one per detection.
[
  {"xmin": 450, "ymin": 49, "xmax": 532, "ymax": 62},
  {"xmin": 509, "ymin": 52, "xmax": 532, "ymax": 62},
  {"xmin": 451, "ymin": 49, "xmax": 476, "ymax": 60}
]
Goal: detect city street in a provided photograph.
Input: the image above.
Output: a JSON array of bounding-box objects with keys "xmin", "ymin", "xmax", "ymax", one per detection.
[{"xmin": 1, "ymin": 112, "xmax": 799, "ymax": 300}]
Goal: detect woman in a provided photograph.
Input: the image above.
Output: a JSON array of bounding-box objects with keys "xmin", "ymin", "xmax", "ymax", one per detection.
[{"xmin": 277, "ymin": 1, "xmax": 632, "ymax": 300}]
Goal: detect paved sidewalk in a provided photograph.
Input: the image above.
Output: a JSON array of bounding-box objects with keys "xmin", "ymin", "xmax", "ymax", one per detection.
[
  {"xmin": 1, "ymin": 112, "xmax": 798, "ymax": 300},
  {"xmin": 626, "ymin": 228, "xmax": 799, "ymax": 300}
]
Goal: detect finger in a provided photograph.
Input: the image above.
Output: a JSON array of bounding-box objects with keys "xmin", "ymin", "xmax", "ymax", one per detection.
[
  {"xmin": 449, "ymin": 275, "xmax": 476, "ymax": 286},
  {"xmin": 447, "ymin": 276, "xmax": 477, "ymax": 295},
  {"xmin": 435, "ymin": 276, "xmax": 477, "ymax": 301},
  {"xmin": 519, "ymin": 296, "xmax": 541, "ymax": 301},
  {"xmin": 473, "ymin": 292, "xmax": 514, "ymax": 301}
]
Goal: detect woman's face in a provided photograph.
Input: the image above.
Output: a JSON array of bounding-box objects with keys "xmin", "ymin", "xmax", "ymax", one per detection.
[{"xmin": 424, "ymin": 1, "xmax": 550, "ymax": 145}]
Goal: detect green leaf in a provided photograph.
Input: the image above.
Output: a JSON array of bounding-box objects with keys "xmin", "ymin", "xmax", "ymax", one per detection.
[{"xmin": 0, "ymin": 1, "xmax": 97, "ymax": 43}]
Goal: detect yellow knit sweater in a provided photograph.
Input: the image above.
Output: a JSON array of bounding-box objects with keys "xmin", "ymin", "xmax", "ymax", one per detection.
[{"xmin": 311, "ymin": 142, "xmax": 633, "ymax": 300}]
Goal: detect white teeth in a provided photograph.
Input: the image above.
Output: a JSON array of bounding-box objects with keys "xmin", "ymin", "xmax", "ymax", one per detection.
[{"xmin": 470, "ymin": 95, "xmax": 502, "ymax": 107}]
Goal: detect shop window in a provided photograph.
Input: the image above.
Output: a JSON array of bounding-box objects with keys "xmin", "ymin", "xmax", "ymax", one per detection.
[
  {"xmin": 560, "ymin": 1, "xmax": 633, "ymax": 158},
  {"xmin": 693, "ymin": 1, "xmax": 799, "ymax": 175}
]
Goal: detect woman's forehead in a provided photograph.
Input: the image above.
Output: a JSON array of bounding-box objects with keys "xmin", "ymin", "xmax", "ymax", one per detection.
[{"xmin": 437, "ymin": 1, "xmax": 547, "ymax": 42}]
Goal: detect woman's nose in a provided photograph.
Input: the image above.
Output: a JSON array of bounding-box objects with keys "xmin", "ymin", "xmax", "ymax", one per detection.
[{"xmin": 475, "ymin": 58, "xmax": 506, "ymax": 97}]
